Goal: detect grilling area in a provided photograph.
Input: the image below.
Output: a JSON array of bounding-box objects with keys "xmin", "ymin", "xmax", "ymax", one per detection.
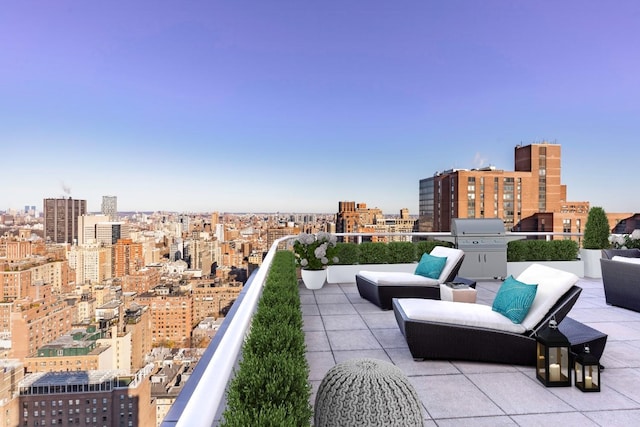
[{"xmin": 450, "ymin": 218, "xmax": 524, "ymax": 280}]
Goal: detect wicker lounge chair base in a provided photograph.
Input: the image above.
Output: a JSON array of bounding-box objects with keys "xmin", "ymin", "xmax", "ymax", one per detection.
[
  {"xmin": 393, "ymin": 285, "xmax": 582, "ymax": 365},
  {"xmin": 356, "ymin": 274, "xmax": 475, "ymax": 310},
  {"xmin": 393, "ymin": 263, "xmax": 584, "ymax": 365},
  {"xmin": 355, "ymin": 246, "xmax": 466, "ymax": 310}
]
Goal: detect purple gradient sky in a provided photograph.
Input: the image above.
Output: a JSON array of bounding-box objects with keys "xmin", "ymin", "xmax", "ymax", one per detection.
[{"xmin": 1, "ymin": 1, "xmax": 639, "ymax": 214}]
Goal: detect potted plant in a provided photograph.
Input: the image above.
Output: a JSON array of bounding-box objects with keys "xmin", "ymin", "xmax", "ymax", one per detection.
[
  {"xmin": 581, "ymin": 206, "xmax": 611, "ymax": 278},
  {"xmin": 293, "ymin": 232, "xmax": 339, "ymax": 289},
  {"xmin": 609, "ymin": 229, "xmax": 640, "ymax": 249}
]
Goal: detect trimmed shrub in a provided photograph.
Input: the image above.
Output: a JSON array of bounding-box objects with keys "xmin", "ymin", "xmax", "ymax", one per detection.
[
  {"xmin": 413, "ymin": 240, "xmax": 453, "ymax": 260},
  {"xmin": 386, "ymin": 241, "xmax": 416, "ymax": 263},
  {"xmin": 334, "ymin": 242, "xmax": 360, "ymax": 265},
  {"xmin": 507, "ymin": 239, "xmax": 579, "ymax": 261},
  {"xmin": 220, "ymin": 251, "xmax": 312, "ymax": 427},
  {"xmin": 507, "ymin": 240, "xmax": 527, "ymax": 262},
  {"xmin": 358, "ymin": 242, "xmax": 389, "ymax": 264},
  {"xmin": 583, "ymin": 206, "xmax": 611, "ymax": 249}
]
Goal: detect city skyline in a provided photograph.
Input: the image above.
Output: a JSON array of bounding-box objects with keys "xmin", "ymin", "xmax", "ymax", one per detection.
[{"xmin": 2, "ymin": 1, "xmax": 639, "ymax": 214}]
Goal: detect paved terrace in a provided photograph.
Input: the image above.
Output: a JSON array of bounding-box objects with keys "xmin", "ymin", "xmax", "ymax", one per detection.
[{"xmin": 302, "ymin": 277, "xmax": 640, "ymax": 426}]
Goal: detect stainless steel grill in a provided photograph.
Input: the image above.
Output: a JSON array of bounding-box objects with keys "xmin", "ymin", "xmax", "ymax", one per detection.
[{"xmin": 451, "ymin": 218, "xmax": 515, "ymax": 280}]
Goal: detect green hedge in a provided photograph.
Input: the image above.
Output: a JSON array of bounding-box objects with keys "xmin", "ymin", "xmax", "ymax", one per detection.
[
  {"xmin": 507, "ymin": 239, "xmax": 579, "ymax": 262},
  {"xmin": 334, "ymin": 242, "xmax": 360, "ymax": 265},
  {"xmin": 357, "ymin": 242, "xmax": 390, "ymax": 264},
  {"xmin": 387, "ymin": 241, "xmax": 417, "ymax": 263},
  {"xmin": 333, "ymin": 239, "xmax": 578, "ymax": 264},
  {"xmin": 333, "ymin": 240, "xmax": 453, "ymax": 265},
  {"xmin": 413, "ymin": 240, "xmax": 453, "ymax": 259},
  {"xmin": 221, "ymin": 251, "xmax": 312, "ymax": 427}
]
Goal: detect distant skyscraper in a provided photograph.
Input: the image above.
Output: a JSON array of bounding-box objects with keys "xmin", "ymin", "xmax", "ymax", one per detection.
[
  {"xmin": 102, "ymin": 195, "xmax": 118, "ymax": 221},
  {"xmin": 43, "ymin": 197, "xmax": 87, "ymax": 244}
]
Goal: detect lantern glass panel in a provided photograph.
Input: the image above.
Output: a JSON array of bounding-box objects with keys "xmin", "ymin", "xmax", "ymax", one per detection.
[{"xmin": 575, "ymin": 347, "xmax": 601, "ymax": 392}]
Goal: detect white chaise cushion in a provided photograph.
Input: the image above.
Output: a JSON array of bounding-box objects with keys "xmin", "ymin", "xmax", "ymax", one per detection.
[
  {"xmin": 611, "ymin": 255, "xmax": 640, "ymax": 265},
  {"xmin": 515, "ymin": 263, "xmax": 579, "ymax": 331},
  {"xmin": 358, "ymin": 246, "xmax": 464, "ymax": 286},
  {"xmin": 357, "ymin": 271, "xmax": 439, "ymax": 287},
  {"xmin": 397, "ymin": 298, "xmax": 527, "ymax": 334}
]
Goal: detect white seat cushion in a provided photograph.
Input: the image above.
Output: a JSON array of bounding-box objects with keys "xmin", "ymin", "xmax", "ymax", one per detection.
[
  {"xmin": 515, "ymin": 263, "xmax": 579, "ymax": 330},
  {"xmin": 358, "ymin": 271, "xmax": 439, "ymax": 287},
  {"xmin": 394, "ymin": 263, "xmax": 578, "ymax": 334},
  {"xmin": 397, "ymin": 298, "xmax": 527, "ymax": 334},
  {"xmin": 358, "ymin": 246, "xmax": 464, "ymax": 286}
]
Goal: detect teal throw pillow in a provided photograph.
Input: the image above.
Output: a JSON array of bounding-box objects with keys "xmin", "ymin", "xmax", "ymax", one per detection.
[
  {"xmin": 492, "ymin": 275, "xmax": 538, "ymax": 324},
  {"xmin": 414, "ymin": 253, "xmax": 448, "ymax": 279}
]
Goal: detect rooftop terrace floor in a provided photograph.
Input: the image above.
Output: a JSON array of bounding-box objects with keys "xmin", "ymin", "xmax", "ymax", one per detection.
[{"xmin": 303, "ymin": 277, "xmax": 640, "ymax": 426}]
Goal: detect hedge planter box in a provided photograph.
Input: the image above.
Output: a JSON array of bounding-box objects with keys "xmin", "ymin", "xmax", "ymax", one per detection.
[
  {"xmin": 327, "ymin": 263, "xmax": 416, "ymax": 284},
  {"xmin": 507, "ymin": 260, "xmax": 584, "ymax": 278},
  {"xmin": 328, "ymin": 260, "xmax": 584, "ymax": 284}
]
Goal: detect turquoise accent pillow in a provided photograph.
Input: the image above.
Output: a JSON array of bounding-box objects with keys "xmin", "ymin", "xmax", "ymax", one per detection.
[
  {"xmin": 492, "ymin": 275, "xmax": 538, "ymax": 324},
  {"xmin": 414, "ymin": 253, "xmax": 448, "ymax": 279}
]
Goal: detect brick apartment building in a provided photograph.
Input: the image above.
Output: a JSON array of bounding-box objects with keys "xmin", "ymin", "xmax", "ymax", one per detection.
[
  {"xmin": 192, "ymin": 280, "xmax": 243, "ymax": 323},
  {"xmin": 0, "ymin": 360, "xmax": 24, "ymax": 427},
  {"xmin": 418, "ymin": 142, "xmax": 590, "ymax": 235},
  {"xmin": 113, "ymin": 239, "xmax": 144, "ymax": 278},
  {"xmin": 336, "ymin": 202, "xmax": 416, "ymax": 242},
  {"xmin": 8, "ymin": 282, "xmax": 76, "ymax": 361},
  {"xmin": 136, "ymin": 287, "xmax": 194, "ymax": 348},
  {"xmin": 18, "ymin": 370, "xmax": 155, "ymax": 427},
  {"xmin": 120, "ymin": 268, "xmax": 161, "ymax": 294},
  {"xmin": 122, "ymin": 305, "xmax": 153, "ymax": 372}
]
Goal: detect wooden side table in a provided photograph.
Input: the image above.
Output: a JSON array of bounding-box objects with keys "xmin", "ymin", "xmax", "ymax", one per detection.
[{"xmin": 440, "ymin": 283, "xmax": 477, "ymax": 303}]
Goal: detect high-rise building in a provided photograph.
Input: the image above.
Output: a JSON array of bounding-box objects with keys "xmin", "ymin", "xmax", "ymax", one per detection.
[
  {"xmin": 43, "ymin": 197, "xmax": 87, "ymax": 244},
  {"xmin": 79, "ymin": 214, "xmax": 130, "ymax": 246},
  {"xmin": 114, "ymin": 239, "xmax": 144, "ymax": 278},
  {"xmin": 78, "ymin": 214, "xmax": 107, "ymax": 245},
  {"xmin": 68, "ymin": 243, "xmax": 112, "ymax": 285},
  {"xmin": 101, "ymin": 195, "xmax": 118, "ymax": 221},
  {"xmin": 418, "ymin": 142, "xmax": 589, "ymax": 234}
]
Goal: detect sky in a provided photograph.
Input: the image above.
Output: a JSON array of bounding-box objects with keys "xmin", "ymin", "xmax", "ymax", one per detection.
[{"xmin": 1, "ymin": 1, "xmax": 639, "ymax": 215}]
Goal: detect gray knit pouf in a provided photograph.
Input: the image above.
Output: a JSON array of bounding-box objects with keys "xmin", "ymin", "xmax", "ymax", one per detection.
[{"xmin": 314, "ymin": 358, "xmax": 424, "ymax": 427}]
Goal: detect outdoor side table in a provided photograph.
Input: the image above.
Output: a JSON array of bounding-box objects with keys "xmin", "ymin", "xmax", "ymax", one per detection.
[{"xmin": 440, "ymin": 283, "xmax": 477, "ymax": 303}]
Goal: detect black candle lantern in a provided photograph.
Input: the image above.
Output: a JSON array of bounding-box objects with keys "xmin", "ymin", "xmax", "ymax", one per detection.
[
  {"xmin": 536, "ymin": 318, "xmax": 571, "ymax": 387},
  {"xmin": 574, "ymin": 346, "xmax": 600, "ymax": 392}
]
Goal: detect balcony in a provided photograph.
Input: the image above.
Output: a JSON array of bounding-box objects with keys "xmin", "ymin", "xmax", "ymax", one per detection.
[{"xmin": 162, "ymin": 233, "xmax": 640, "ymax": 426}]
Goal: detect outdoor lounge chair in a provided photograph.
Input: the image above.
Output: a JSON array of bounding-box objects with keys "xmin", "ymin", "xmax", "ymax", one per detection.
[
  {"xmin": 392, "ymin": 263, "xmax": 582, "ymax": 365},
  {"xmin": 355, "ymin": 246, "xmax": 467, "ymax": 310}
]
